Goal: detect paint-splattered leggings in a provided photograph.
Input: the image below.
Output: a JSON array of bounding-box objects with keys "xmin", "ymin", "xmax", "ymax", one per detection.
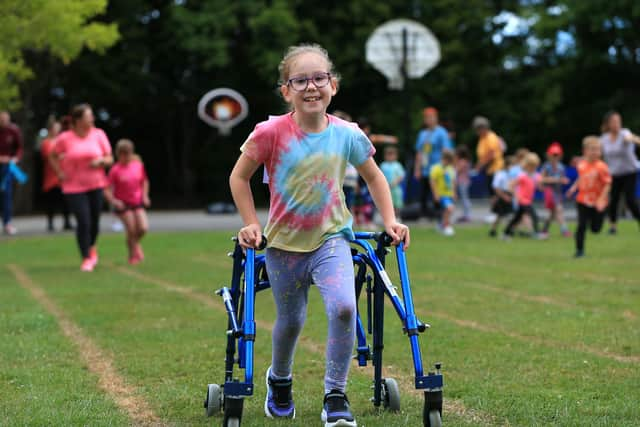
[{"xmin": 265, "ymin": 237, "xmax": 355, "ymax": 393}]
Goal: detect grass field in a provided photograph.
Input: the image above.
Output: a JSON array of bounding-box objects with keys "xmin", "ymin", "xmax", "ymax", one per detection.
[{"xmin": 1, "ymin": 223, "xmax": 639, "ymax": 426}]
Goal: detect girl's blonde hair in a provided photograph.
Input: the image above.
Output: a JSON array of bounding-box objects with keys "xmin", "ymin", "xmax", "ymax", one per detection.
[
  {"xmin": 523, "ymin": 152, "xmax": 540, "ymax": 168},
  {"xmin": 115, "ymin": 139, "xmax": 141, "ymax": 161},
  {"xmin": 278, "ymin": 44, "xmax": 339, "ymax": 85},
  {"xmin": 582, "ymin": 135, "xmax": 601, "ymax": 149}
]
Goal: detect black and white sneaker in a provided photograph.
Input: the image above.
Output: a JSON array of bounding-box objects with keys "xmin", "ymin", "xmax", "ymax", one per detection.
[{"xmin": 320, "ymin": 389, "xmax": 356, "ymax": 427}]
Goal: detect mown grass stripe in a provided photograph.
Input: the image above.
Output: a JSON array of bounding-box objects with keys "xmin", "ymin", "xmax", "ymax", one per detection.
[
  {"xmin": 7, "ymin": 264, "xmax": 163, "ymax": 426},
  {"xmin": 431, "ymin": 311, "xmax": 639, "ymax": 364},
  {"xmin": 109, "ymin": 263, "xmax": 502, "ymax": 425}
]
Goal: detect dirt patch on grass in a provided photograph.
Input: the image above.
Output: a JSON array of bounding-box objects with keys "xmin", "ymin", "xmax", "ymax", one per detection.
[{"xmin": 8, "ymin": 264, "xmax": 162, "ymax": 426}]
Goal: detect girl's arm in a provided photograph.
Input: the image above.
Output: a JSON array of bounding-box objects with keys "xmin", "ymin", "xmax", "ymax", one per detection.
[
  {"xmin": 142, "ymin": 178, "xmax": 151, "ymax": 207},
  {"xmin": 623, "ymin": 131, "xmax": 640, "ymax": 146},
  {"xmin": 90, "ymin": 154, "xmax": 114, "ymax": 169},
  {"xmin": 48, "ymin": 151, "xmax": 65, "ymax": 181},
  {"xmin": 565, "ymin": 177, "xmax": 580, "ymax": 198},
  {"xmin": 414, "ymin": 151, "xmax": 422, "ymax": 179},
  {"xmin": 357, "ymin": 158, "xmax": 410, "ymax": 248},
  {"xmin": 229, "ymin": 152, "xmax": 262, "ymax": 248},
  {"xmin": 103, "ymin": 186, "xmax": 124, "ymax": 210},
  {"xmin": 596, "ymin": 183, "xmax": 611, "ymax": 212}
]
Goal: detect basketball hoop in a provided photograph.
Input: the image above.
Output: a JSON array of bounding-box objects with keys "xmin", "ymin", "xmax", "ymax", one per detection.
[
  {"xmin": 197, "ymin": 88, "xmax": 249, "ymax": 135},
  {"xmin": 366, "ymin": 19, "xmax": 441, "ymax": 90}
]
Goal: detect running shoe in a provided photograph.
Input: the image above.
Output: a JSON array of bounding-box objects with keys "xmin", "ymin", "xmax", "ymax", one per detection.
[
  {"xmin": 80, "ymin": 258, "xmax": 94, "ymax": 272},
  {"xmin": 321, "ymin": 390, "xmax": 356, "ymax": 427},
  {"xmin": 264, "ymin": 367, "xmax": 295, "ymax": 419},
  {"xmin": 89, "ymin": 247, "xmax": 99, "ymax": 267}
]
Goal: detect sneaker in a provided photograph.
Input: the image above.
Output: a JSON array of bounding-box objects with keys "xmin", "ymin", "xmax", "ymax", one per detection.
[
  {"xmin": 561, "ymin": 230, "xmax": 572, "ymax": 237},
  {"xmin": 89, "ymin": 247, "xmax": 99, "ymax": 267},
  {"xmin": 80, "ymin": 258, "xmax": 94, "ymax": 272},
  {"xmin": 443, "ymin": 226, "xmax": 455, "ymax": 236},
  {"xmin": 536, "ymin": 232, "xmax": 549, "ymax": 240},
  {"xmin": 574, "ymin": 250, "xmax": 585, "ymax": 258},
  {"xmin": 500, "ymin": 233, "xmax": 512, "ymax": 241},
  {"xmin": 128, "ymin": 256, "xmax": 141, "ymax": 265},
  {"xmin": 264, "ymin": 367, "xmax": 295, "ymax": 419},
  {"xmin": 489, "ymin": 229, "xmax": 497, "ymax": 237},
  {"xmin": 134, "ymin": 244, "xmax": 144, "ymax": 261},
  {"xmin": 3, "ymin": 224, "xmax": 17, "ymax": 235},
  {"xmin": 321, "ymin": 390, "xmax": 356, "ymax": 427},
  {"xmin": 608, "ymin": 227, "xmax": 617, "ymax": 235}
]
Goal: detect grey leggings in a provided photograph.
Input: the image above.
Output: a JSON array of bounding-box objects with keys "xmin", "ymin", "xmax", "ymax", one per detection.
[{"xmin": 265, "ymin": 237, "xmax": 355, "ymax": 393}]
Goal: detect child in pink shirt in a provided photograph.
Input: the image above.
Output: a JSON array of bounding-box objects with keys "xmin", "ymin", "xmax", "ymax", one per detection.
[
  {"xmin": 503, "ymin": 153, "xmax": 545, "ymax": 239},
  {"xmin": 104, "ymin": 139, "xmax": 150, "ymax": 264}
]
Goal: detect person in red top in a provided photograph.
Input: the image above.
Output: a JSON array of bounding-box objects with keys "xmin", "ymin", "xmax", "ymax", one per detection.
[
  {"xmin": 503, "ymin": 152, "xmax": 545, "ymax": 239},
  {"xmin": 566, "ymin": 136, "xmax": 612, "ymax": 258},
  {"xmin": 104, "ymin": 139, "xmax": 150, "ymax": 265},
  {"xmin": 49, "ymin": 104, "xmax": 113, "ymax": 271},
  {"xmin": 40, "ymin": 118, "xmax": 72, "ymax": 232},
  {"xmin": 0, "ymin": 110, "xmax": 24, "ymax": 234}
]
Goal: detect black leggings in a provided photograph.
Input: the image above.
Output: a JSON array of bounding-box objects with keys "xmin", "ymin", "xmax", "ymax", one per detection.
[
  {"xmin": 576, "ymin": 203, "xmax": 605, "ymax": 252},
  {"xmin": 65, "ymin": 189, "xmax": 103, "ymax": 258},
  {"xmin": 43, "ymin": 187, "xmax": 71, "ymax": 229},
  {"xmin": 505, "ymin": 204, "xmax": 539, "ymax": 235},
  {"xmin": 608, "ymin": 172, "xmax": 640, "ymax": 223}
]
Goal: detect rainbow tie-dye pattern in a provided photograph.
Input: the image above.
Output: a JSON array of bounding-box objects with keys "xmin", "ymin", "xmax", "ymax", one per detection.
[{"xmin": 240, "ymin": 113, "xmax": 375, "ymax": 252}]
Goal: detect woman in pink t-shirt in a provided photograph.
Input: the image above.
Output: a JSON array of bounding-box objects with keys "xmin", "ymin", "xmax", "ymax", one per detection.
[
  {"xmin": 50, "ymin": 104, "xmax": 113, "ymax": 271},
  {"xmin": 104, "ymin": 139, "xmax": 150, "ymax": 265}
]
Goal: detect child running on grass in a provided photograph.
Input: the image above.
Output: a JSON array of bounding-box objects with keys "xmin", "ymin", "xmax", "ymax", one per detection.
[
  {"xmin": 430, "ymin": 149, "xmax": 457, "ymax": 236},
  {"xmin": 104, "ymin": 139, "xmax": 150, "ymax": 265},
  {"xmin": 229, "ymin": 44, "xmax": 409, "ymax": 427},
  {"xmin": 489, "ymin": 156, "xmax": 515, "ymax": 237},
  {"xmin": 566, "ymin": 136, "xmax": 611, "ymax": 258},
  {"xmin": 503, "ymin": 152, "xmax": 545, "ymax": 240},
  {"xmin": 540, "ymin": 142, "xmax": 571, "ymax": 237},
  {"xmin": 380, "ymin": 145, "xmax": 406, "ymax": 219}
]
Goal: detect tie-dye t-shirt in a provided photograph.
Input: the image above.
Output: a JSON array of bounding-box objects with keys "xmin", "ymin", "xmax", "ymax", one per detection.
[{"xmin": 240, "ymin": 113, "xmax": 375, "ymax": 252}]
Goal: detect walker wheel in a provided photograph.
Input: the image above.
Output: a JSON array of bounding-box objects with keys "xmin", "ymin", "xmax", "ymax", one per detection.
[
  {"xmin": 223, "ymin": 417, "xmax": 240, "ymax": 427},
  {"xmin": 381, "ymin": 378, "xmax": 401, "ymax": 412},
  {"xmin": 223, "ymin": 396, "xmax": 243, "ymax": 427},
  {"xmin": 204, "ymin": 383, "xmax": 222, "ymax": 417},
  {"xmin": 425, "ymin": 409, "xmax": 442, "ymax": 427}
]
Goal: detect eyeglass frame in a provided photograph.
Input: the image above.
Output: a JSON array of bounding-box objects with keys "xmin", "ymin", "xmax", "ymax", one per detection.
[{"xmin": 285, "ymin": 72, "xmax": 333, "ymax": 91}]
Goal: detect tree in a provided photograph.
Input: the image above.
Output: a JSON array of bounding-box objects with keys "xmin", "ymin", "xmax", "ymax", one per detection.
[{"xmin": 0, "ymin": 0, "xmax": 119, "ymax": 109}]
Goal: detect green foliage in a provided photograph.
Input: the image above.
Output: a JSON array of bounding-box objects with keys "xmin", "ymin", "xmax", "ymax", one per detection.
[{"xmin": 0, "ymin": 0, "xmax": 119, "ymax": 108}]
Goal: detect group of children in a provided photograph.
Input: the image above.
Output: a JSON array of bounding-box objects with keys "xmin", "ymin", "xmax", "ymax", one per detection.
[{"xmin": 489, "ymin": 138, "xmax": 612, "ymax": 257}]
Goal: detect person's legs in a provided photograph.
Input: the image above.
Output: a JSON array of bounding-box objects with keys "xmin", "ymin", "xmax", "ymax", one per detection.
[
  {"xmin": 43, "ymin": 189, "xmax": 56, "ymax": 230},
  {"xmin": 65, "ymin": 192, "xmax": 91, "ymax": 258},
  {"xmin": 504, "ymin": 207, "xmax": 524, "ymax": 236},
  {"xmin": 118, "ymin": 210, "xmax": 137, "ymax": 260},
  {"xmin": 621, "ymin": 172, "xmax": 640, "ymax": 222},
  {"xmin": 459, "ymin": 182, "xmax": 471, "ymax": 219},
  {"xmin": 59, "ymin": 187, "xmax": 72, "ymax": 229},
  {"xmin": 420, "ymin": 176, "xmax": 433, "ymax": 218},
  {"xmin": 608, "ymin": 175, "xmax": 623, "ymax": 230},
  {"xmin": 310, "ymin": 237, "xmax": 356, "ymax": 394},
  {"xmin": 132, "ymin": 208, "xmax": 148, "ymax": 260},
  {"xmin": 87, "ymin": 189, "xmax": 103, "ymax": 248},
  {"xmin": 1, "ymin": 166, "xmax": 14, "ymax": 227},
  {"xmin": 527, "ymin": 205, "xmax": 540, "ymax": 234},
  {"xmin": 575, "ymin": 203, "xmax": 589, "ymax": 255},
  {"xmin": 265, "ymin": 249, "xmax": 310, "ymax": 379},
  {"xmin": 591, "ymin": 207, "xmax": 605, "ymax": 234}
]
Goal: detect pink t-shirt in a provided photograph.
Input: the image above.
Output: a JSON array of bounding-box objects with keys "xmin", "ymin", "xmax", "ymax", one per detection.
[
  {"xmin": 54, "ymin": 128, "xmax": 112, "ymax": 194},
  {"xmin": 107, "ymin": 159, "xmax": 147, "ymax": 206},
  {"xmin": 515, "ymin": 172, "xmax": 539, "ymax": 206}
]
